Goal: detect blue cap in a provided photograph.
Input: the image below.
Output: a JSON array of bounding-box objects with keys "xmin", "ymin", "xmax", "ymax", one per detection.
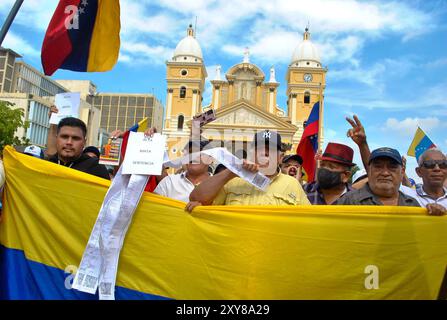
[{"xmin": 369, "ymin": 147, "xmax": 402, "ymax": 165}]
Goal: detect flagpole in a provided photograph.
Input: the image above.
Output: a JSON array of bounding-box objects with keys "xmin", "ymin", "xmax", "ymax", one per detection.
[
  {"xmin": 318, "ymin": 82, "xmax": 323, "ymax": 151},
  {"xmin": 0, "ymin": 0, "xmax": 24, "ymax": 47}
]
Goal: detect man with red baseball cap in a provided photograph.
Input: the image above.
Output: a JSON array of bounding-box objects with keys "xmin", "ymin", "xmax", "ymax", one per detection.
[{"xmin": 303, "ymin": 142, "xmax": 356, "ymax": 205}]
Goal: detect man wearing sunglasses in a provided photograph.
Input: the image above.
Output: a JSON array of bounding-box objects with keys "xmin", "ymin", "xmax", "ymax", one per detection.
[{"xmin": 400, "ymin": 148, "xmax": 447, "ymax": 215}]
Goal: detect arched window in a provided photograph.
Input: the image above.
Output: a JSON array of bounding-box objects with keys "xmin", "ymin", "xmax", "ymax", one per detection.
[
  {"xmin": 304, "ymin": 92, "xmax": 310, "ymax": 104},
  {"xmin": 177, "ymin": 115, "xmax": 184, "ymax": 131},
  {"xmin": 180, "ymin": 86, "xmax": 186, "ymax": 99}
]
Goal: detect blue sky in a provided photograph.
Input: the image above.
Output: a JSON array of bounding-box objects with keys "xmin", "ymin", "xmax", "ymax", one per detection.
[{"xmin": 1, "ymin": 0, "xmax": 447, "ymax": 181}]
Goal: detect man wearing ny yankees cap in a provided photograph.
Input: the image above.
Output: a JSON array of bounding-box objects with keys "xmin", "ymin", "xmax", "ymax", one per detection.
[{"xmin": 187, "ymin": 130, "xmax": 310, "ymax": 211}]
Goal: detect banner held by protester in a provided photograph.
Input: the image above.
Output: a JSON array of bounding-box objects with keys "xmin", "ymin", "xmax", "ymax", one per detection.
[{"xmin": 1, "ymin": 146, "xmax": 446, "ymax": 300}]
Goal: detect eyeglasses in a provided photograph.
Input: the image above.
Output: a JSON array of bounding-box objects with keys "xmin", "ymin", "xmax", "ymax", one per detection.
[{"xmin": 421, "ymin": 160, "xmax": 447, "ymax": 169}]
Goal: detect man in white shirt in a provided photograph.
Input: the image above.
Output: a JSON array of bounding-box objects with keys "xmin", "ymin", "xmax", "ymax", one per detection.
[
  {"xmin": 400, "ymin": 148, "xmax": 447, "ymax": 214},
  {"xmin": 154, "ymin": 140, "xmax": 212, "ymax": 203}
]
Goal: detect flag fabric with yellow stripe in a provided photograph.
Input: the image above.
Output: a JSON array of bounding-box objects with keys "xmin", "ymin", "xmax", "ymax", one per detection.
[
  {"xmin": 121, "ymin": 117, "xmax": 148, "ymax": 158},
  {"xmin": 407, "ymin": 127, "xmax": 437, "ymax": 160},
  {"xmin": 41, "ymin": 0, "xmax": 120, "ymax": 76},
  {"xmin": 0, "ymin": 146, "xmax": 446, "ymax": 300}
]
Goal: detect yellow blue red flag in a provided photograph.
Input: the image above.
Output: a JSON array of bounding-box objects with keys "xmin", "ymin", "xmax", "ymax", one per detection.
[
  {"xmin": 0, "ymin": 146, "xmax": 446, "ymax": 299},
  {"xmin": 41, "ymin": 0, "xmax": 120, "ymax": 76},
  {"xmin": 407, "ymin": 127, "xmax": 437, "ymax": 160}
]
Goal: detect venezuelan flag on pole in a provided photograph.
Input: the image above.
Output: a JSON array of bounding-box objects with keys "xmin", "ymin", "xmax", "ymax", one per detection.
[
  {"xmin": 41, "ymin": 0, "xmax": 120, "ymax": 76},
  {"xmin": 407, "ymin": 127, "xmax": 437, "ymax": 160},
  {"xmin": 296, "ymin": 101, "xmax": 319, "ymax": 182}
]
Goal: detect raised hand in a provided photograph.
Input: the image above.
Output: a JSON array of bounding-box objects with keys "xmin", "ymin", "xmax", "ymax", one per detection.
[
  {"xmin": 144, "ymin": 127, "xmax": 157, "ymax": 138},
  {"xmin": 315, "ymin": 149, "xmax": 323, "ymax": 161},
  {"xmin": 402, "ymin": 156, "xmax": 407, "ymax": 171},
  {"xmin": 346, "ymin": 115, "xmax": 367, "ymax": 145},
  {"xmin": 48, "ymin": 105, "xmax": 59, "ymax": 118},
  {"xmin": 110, "ymin": 130, "xmax": 124, "ymax": 139}
]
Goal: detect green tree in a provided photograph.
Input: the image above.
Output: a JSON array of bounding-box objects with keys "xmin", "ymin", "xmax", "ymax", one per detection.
[{"xmin": 0, "ymin": 100, "xmax": 30, "ymax": 154}]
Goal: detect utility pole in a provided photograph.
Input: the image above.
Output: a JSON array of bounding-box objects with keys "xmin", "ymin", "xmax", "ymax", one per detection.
[{"xmin": 0, "ymin": 0, "xmax": 24, "ymax": 47}]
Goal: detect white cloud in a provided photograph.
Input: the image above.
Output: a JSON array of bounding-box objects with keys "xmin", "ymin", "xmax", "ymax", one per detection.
[
  {"xmin": 120, "ymin": 1, "xmax": 179, "ymax": 38},
  {"xmin": 325, "ymin": 128, "xmax": 338, "ymax": 140},
  {"xmin": 151, "ymin": 0, "xmax": 433, "ymax": 37},
  {"xmin": 330, "ymin": 57, "xmax": 416, "ymax": 91},
  {"xmin": 202, "ymin": 64, "xmax": 219, "ymax": 106},
  {"xmin": 424, "ymin": 58, "xmax": 447, "ymax": 69},
  {"xmin": 384, "ymin": 117, "xmax": 441, "ymax": 136},
  {"xmin": 330, "ymin": 63, "xmax": 386, "ymax": 88},
  {"xmin": 3, "ymin": 32, "xmax": 40, "ymax": 58},
  {"xmin": 319, "ymin": 35, "xmax": 364, "ymax": 66},
  {"xmin": 223, "ymin": 31, "xmax": 297, "ymax": 64},
  {"xmin": 328, "ymin": 79, "xmax": 447, "ymax": 112},
  {"xmin": 119, "ymin": 41, "xmax": 172, "ymax": 66},
  {"xmin": 118, "ymin": 53, "xmax": 131, "ymax": 63},
  {"xmin": 0, "ymin": 0, "xmax": 58, "ymax": 31},
  {"xmin": 0, "ymin": 0, "xmax": 437, "ymax": 72},
  {"xmin": 121, "ymin": 0, "xmax": 435, "ymax": 64}
]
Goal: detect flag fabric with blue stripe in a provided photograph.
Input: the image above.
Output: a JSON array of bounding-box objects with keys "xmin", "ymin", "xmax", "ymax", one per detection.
[
  {"xmin": 41, "ymin": 0, "xmax": 120, "ymax": 76},
  {"xmin": 407, "ymin": 127, "xmax": 436, "ymax": 160}
]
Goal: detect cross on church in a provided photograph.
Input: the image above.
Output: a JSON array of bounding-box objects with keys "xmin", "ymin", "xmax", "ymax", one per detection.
[{"xmin": 243, "ymin": 47, "xmax": 250, "ymax": 63}]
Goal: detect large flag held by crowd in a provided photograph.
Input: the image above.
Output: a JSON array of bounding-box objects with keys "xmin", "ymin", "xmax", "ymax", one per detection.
[
  {"xmin": 41, "ymin": 0, "xmax": 121, "ymax": 76},
  {"xmin": 296, "ymin": 101, "xmax": 320, "ymax": 182},
  {"xmin": 1, "ymin": 146, "xmax": 446, "ymax": 300},
  {"xmin": 407, "ymin": 127, "xmax": 437, "ymax": 161}
]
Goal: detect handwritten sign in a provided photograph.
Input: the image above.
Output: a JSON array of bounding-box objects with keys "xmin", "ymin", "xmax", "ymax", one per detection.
[
  {"xmin": 122, "ymin": 132, "xmax": 166, "ymax": 175},
  {"xmin": 49, "ymin": 92, "xmax": 81, "ymax": 125}
]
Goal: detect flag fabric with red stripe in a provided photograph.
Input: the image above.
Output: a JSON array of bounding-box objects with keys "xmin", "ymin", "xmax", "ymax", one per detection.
[
  {"xmin": 296, "ymin": 102, "xmax": 320, "ymax": 182},
  {"xmin": 41, "ymin": 0, "xmax": 120, "ymax": 76}
]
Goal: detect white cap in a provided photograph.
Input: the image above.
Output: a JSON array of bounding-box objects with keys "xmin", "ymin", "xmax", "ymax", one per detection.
[{"xmin": 24, "ymin": 145, "xmax": 44, "ymax": 159}]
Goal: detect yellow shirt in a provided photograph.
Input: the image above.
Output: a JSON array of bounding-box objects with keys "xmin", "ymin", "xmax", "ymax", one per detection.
[{"xmin": 213, "ymin": 172, "xmax": 311, "ymax": 206}]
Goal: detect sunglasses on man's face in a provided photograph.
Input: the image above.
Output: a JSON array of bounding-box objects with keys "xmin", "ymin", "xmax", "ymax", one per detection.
[{"xmin": 421, "ymin": 160, "xmax": 447, "ymax": 169}]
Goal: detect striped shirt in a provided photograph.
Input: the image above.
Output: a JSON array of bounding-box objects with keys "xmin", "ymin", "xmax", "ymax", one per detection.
[
  {"xmin": 303, "ymin": 182, "xmax": 354, "ymax": 205},
  {"xmin": 400, "ymin": 185, "xmax": 447, "ymax": 208}
]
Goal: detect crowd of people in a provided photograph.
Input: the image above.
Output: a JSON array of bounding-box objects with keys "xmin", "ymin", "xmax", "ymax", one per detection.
[{"xmin": 0, "ymin": 110, "xmax": 446, "ymax": 217}]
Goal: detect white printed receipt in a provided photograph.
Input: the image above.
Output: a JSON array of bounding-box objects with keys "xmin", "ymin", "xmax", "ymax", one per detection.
[
  {"xmin": 202, "ymin": 148, "xmax": 271, "ymax": 191},
  {"xmin": 122, "ymin": 132, "xmax": 166, "ymax": 175}
]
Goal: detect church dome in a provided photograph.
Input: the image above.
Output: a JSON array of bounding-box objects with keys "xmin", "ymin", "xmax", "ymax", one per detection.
[
  {"xmin": 173, "ymin": 25, "xmax": 203, "ymax": 63},
  {"xmin": 291, "ymin": 28, "xmax": 321, "ymax": 68}
]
